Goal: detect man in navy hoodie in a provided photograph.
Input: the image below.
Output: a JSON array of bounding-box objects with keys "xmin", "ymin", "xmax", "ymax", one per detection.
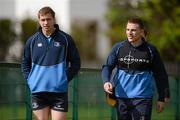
[
  {"xmin": 21, "ymin": 6, "xmax": 81, "ymax": 120},
  {"xmin": 102, "ymin": 17, "xmax": 170, "ymax": 120}
]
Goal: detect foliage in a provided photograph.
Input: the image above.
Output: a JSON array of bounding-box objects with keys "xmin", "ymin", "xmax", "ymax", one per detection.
[
  {"xmin": 106, "ymin": 0, "xmax": 180, "ymax": 62},
  {"xmin": 0, "ymin": 19, "xmax": 16, "ymax": 61},
  {"xmin": 138, "ymin": 0, "xmax": 180, "ymax": 62},
  {"xmin": 71, "ymin": 22, "xmax": 97, "ymax": 61},
  {"xmin": 20, "ymin": 18, "xmax": 38, "ymax": 44}
]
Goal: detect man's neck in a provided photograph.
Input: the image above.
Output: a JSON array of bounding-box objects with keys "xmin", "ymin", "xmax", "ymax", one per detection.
[
  {"xmin": 130, "ymin": 39, "xmax": 143, "ymax": 47},
  {"xmin": 43, "ymin": 28, "xmax": 55, "ymax": 37}
]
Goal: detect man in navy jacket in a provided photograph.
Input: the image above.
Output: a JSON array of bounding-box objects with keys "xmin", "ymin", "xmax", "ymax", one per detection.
[
  {"xmin": 102, "ymin": 17, "xmax": 170, "ymax": 120},
  {"xmin": 21, "ymin": 6, "xmax": 80, "ymax": 120}
]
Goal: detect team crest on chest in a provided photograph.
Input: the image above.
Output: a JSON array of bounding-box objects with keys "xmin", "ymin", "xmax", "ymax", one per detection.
[
  {"xmin": 54, "ymin": 42, "xmax": 61, "ymax": 47},
  {"xmin": 37, "ymin": 43, "xmax": 43, "ymax": 47}
]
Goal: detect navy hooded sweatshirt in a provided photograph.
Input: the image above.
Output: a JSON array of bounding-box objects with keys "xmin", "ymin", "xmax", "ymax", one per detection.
[
  {"xmin": 21, "ymin": 24, "xmax": 81, "ymax": 93},
  {"xmin": 102, "ymin": 40, "xmax": 169, "ymax": 101}
]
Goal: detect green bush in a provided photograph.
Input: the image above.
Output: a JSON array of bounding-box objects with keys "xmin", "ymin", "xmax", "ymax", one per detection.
[
  {"xmin": 0, "ymin": 19, "xmax": 16, "ymax": 61},
  {"xmin": 20, "ymin": 18, "xmax": 38, "ymax": 44}
]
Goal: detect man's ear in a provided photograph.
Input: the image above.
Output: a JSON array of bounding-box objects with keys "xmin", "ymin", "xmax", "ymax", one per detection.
[
  {"xmin": 54, "ymin": 18, "xmax": 56, "ymax": 24},
  {"xmin": 140, "ymin": 29, "xmax": 145, "ymax": 38}
]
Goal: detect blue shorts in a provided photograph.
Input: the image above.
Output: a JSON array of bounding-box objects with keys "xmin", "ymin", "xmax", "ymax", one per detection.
[
  {"xmin": 31, "ymin": 92, "xmax": 68, "ymax": 112},
  {"xmin": 116, "ymin": 98, "xmax": 153, "ymax": 120}
]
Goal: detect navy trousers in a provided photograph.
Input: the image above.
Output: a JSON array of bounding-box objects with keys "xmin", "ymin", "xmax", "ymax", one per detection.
[{"xmin": 116, "ymin": 98, "xmax": 153, "ymax": 120}]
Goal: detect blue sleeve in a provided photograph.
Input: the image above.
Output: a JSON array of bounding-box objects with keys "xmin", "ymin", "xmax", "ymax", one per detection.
[
  {"xmin": 101, "ymin": 43, "xmax": 120, "ymax": 83},
  {"xmin": 66, "ymin": 35, "xmax": 81, "ymax": 82},
  {"xmin": 21, "ymin": 38, "xmax": 32, "ymax": 80},
  {"xmin": 151, "ymin": 45, "xmax": 170, "ymax": 101}
]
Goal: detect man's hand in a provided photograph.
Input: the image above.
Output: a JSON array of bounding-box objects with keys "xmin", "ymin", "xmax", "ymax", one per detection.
[
  {"xmin": 164, "ymin": 98, "xmax": 170, "ymax": 103},
  {"xmin": 104, "ymin": 82, "xmax": 113, "ymax": 94},
  {"xmin": 157, "ymin": 101, "xmax": 164, "ymax": 113},
  {"xmin": 157, "ymin": 98, "xmax": 170, "ymax": 113}
]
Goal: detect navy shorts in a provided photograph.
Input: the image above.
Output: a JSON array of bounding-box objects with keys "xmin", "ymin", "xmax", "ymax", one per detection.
[
  {"xmin": 116, "ymin": 98, "xmax": 153, "ymax": 120},
  {"xmin": 31, "ymin": 92, "xmax": 68, "ymax": 112}
]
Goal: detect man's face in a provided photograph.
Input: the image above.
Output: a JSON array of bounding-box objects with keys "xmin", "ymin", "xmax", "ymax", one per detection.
[
  {"xmin": 126, "ymin": 22, "xmax": 143, "ymax": 43},
  {"xmin": 38, "ymin": 13, "xmax": 55, "ymax": 33}
]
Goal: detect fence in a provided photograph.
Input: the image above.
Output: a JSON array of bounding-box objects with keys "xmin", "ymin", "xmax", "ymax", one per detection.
[
  {"xmin": 0, "ymin": 63, "xmax": 32, "ymax": 120},
  {"xmin": 0, "ymin": 63, "xmax": 180, "ymax": 120}
]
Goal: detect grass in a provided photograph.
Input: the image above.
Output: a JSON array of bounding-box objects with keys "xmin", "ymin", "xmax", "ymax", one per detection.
[
  {"xmin": 0, "ymin": 100, "xmax": 177, "ymax": 120},
  {"xmin": 0, "ymin": 105, "xmax": 28, "ymax": 120},
  {"xmin": 151, "ymin": 101, "xmax": 176, "ymax": 120}
]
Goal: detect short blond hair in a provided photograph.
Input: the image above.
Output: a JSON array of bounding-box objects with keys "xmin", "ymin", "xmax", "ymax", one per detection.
[{"xmin": 38, "ymin": 6, "xmax": 55, "ymax": 18}]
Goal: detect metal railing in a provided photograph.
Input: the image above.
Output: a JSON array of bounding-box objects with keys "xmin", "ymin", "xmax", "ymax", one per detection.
[{"xmin": 0, "ymin": 62, "xmax": 179, "ymax": 120}]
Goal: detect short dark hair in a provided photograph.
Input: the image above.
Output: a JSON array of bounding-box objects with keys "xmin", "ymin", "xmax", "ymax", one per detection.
[
  {"xmin": 38, "ymin": 6, "xmax": 55, "ymax": 18},
  {"xmin": 128, "ymin": 17, "xmax": 144, "ymax": 29}
]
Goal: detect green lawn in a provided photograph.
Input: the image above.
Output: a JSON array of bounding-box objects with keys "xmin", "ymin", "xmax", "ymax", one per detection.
[
  {"xmin": 0, "ymin": 105, "xmax": 28, "ymax": 120},
  {"xmin": 0, "ymin": 101, "xmax": 177, "ymax": 120}
]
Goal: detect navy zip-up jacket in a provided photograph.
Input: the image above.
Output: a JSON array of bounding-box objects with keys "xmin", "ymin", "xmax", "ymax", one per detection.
[
  {"xmin": 102, "ymin": 40, "xmax": 170, "ymax": 102},
  {"xmin": 21, "ymin": 24, "xmax": 81, "ymax": 93}
]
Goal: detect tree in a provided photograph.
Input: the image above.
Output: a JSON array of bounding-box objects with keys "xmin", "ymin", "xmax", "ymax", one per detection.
[
  {"xmin": 138, "ymin": 0, "xmax": 180, "ymax": 62},
  {"xmin": 71, "ymin": 21, "xmax": 97, "ymax": 61},
  {"xmin": 20, "ymin": 18, "xmax": 38, "ymax": 44},
  {"xmin": 0, "ymin": 19, "xmax": 16, "ymax": 61},
  {"xmin": 105, "ymin": 0, "xmax": 180, "ymax": 62}
]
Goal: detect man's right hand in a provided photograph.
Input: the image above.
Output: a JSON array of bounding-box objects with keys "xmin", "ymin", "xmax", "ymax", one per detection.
[{"xmin": 104, "ymin": 82, "xmax": 113, "ymax": 94}]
